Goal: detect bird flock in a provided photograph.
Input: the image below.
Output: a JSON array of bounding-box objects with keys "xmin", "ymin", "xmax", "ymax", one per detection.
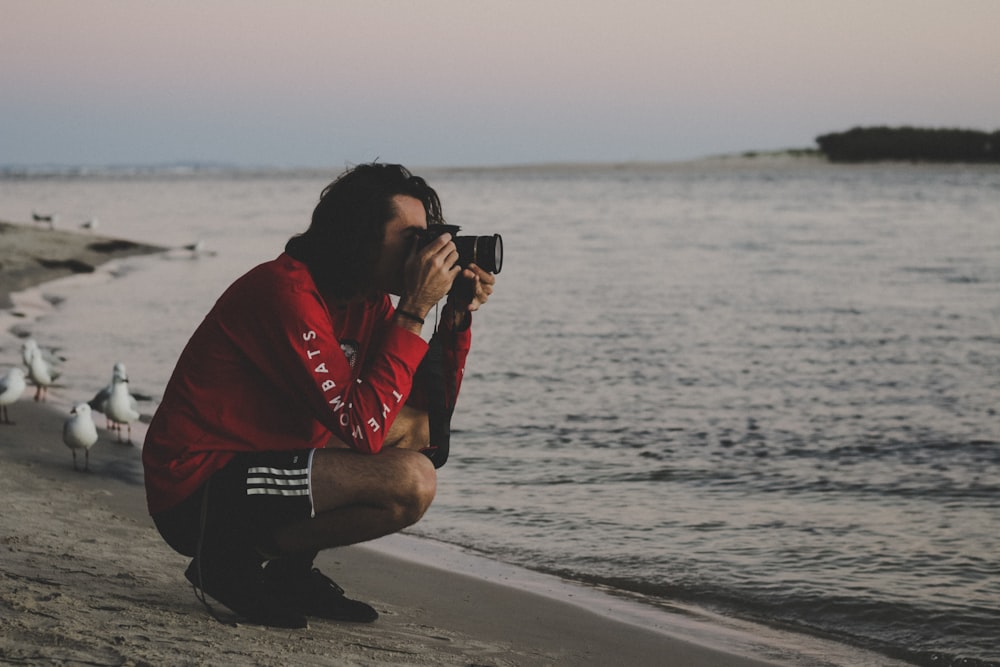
[
  {"xmin": 1, "ymin": 338, "xmax": 143, "ymax": 472},
  {"xmin": 4, "ymin": 210, "xmax": 208, "ymax": 470}
]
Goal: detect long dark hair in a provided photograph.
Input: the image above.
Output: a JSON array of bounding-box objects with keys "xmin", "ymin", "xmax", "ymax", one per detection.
[{"xmin": 285, "ymin": 162, "xmax": 444, "ymax": 300}]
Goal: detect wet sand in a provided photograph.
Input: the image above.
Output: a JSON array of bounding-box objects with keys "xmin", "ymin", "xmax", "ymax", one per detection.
[{"xmin": 0, "ymin": 220, "xmax": 165, "ymax": 309}]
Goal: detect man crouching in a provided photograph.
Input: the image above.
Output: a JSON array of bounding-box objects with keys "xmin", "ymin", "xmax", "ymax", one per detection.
[{"xmin": 142, "ymin": 162, "xmax": 496, "ymax": 628}]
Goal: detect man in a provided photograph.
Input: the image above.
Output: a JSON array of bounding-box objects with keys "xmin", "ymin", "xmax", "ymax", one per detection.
[{"xmin": 142, "ymin": 163, "xmax": 496, "ymax": 628}]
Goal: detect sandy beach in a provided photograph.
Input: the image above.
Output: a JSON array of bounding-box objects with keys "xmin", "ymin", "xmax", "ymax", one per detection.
[
  {"xmin": 0, "ymin": 220, "xmax": 824, "ymax": 666},
  {"xmin": 2, "ymin": 401, "xmax": 797, "ymax": 667},
  {"xmin": 0, "ymin": 221, "xmax": 165, "ymax": 309}
]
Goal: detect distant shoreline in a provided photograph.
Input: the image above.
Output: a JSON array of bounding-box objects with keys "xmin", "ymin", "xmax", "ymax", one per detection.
[
  {"xmin": 817, "ymin": 126, "xmax": 1000, "ymax": 163},
  {"xmin": 6, "ymin": 143, "xmax": 1000, "ymax": 178},
  {"xmin": 0, "ymin": 152, "xmax": 820, "ymax": 177}
]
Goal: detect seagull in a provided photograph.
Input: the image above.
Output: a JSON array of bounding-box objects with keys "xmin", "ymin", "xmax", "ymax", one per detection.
[
  {"xmin": 89, "ymin": 362, "xmax": 132, "ymax": 429},
  {"xmin": 105, "ymin": 371, "xmax": 140, "ymax": 444},
  {"xmin": 0, "ymin": 367, "xmax": 27, "ymax": 424},
  {"xmin": 179, "ymin": 240, "xmax": 216, "ymax": 257},
  {"xmin": 63, "ymin": 403, "xmax": 99, "ymax": 471},
  {"xmin": 32, "ymin": 212, "xmax": 57, "ymax": 229},
  {"xmin": 21, "ymin": 339, "xmax": 39, "ymax": 367},
  {"xmin": 24, "ymin": 345, "xmax": 58, "ymax": 402},
  {"xmin": 80, "ymin": 217, "xmax": 99, "ymax": 231}
]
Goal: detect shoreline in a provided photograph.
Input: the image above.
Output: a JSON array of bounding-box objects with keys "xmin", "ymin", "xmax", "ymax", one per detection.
[
  {"xmin": 0, "ymin": 220, "xmax": 166, "ymax": 309},
  {"xmin": 0, "ymin": 223, "xmax": 903, "ymax": 665},
  {"xmin": 0, "ymin": 397, "xmax": 791, "ymax": 666}
]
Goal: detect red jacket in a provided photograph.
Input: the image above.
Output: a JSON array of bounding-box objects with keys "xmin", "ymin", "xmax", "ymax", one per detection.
[{"xmin": 143, "ymin": 253, "xmax": 470, "ymax": 514}]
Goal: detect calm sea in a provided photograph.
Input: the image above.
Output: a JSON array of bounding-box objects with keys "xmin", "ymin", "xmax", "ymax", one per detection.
[{"xmin": 2, "ymin": 159, "xmax": 998, "ymax": 666}]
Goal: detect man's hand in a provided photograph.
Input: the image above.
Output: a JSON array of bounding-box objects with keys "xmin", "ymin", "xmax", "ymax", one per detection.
[
  {"xmin": 397, "ymin": 233, "xmax": 461, "ymax": 321},
  {"xmin": 444, "ymin": 263, "xmax": 496, "ymax": 330},
  {"xmin": 454, "ymin": 263, "xmax": 495, "ymax": 313}
]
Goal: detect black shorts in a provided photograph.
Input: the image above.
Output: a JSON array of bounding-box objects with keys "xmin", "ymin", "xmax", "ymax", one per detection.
[{"xmin": 152, "ymin": 449, "xmax": 316, "ymax": 558}]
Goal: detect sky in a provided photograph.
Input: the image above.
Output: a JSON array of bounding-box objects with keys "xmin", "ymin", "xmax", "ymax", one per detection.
[{"xmin": 2, "ymin": 0, "xmax": 999, "ymax": 168}]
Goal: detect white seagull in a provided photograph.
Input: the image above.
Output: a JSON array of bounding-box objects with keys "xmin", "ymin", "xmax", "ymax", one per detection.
[
  {"xmin": 21, "ymin": 339, "xmax": 39, "ymax": 367},
  {"xmin": 183, "ymin": 239, "xmax": 205, "ymax": 254},
  {"xmin": 178, "ymin": 240, "xmax": 216, "ymax": 257},
  {"xmin": 0, "ymin": 367, "xmax": 27, "ymax": 424},
  {"xmin": 89, "ymin": 362, "xmax": 132, "ymax": 429},
  {"xmin": 105, "ymin": 371, "xmax": 140, "ymax": 444},
  {"xmin": 63, "ymin": 403, "xmax": 99, "ymax": 471},
  {"xmin": 24, "ymin": 345, "xmax": 58, "ymax": 402}
]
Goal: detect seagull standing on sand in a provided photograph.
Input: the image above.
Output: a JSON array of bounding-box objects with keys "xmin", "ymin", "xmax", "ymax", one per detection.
[
  {"xmin": 0, "ymin": 367, "xmax": 27, "ymax": 424},
  {"xmin": 63, "ymin": 403, "xmax": 99, "ymax": 471},
  {"xmin": 184, "ymin": 239, "xmax": 218, "ymax": 258},
  {"xmin": 21, "ymin": 339, "xmax": 39, "ymax": 367},
  {"xmin": 32, "ymin": 212, "xmax": 57, "ymax": 229},
  {"xmin": 106, "ymin": 372, "xmax": 140, "ymax": 444},
  {"xmin": 24, "ymin": 345, "xmax": 57, "ymax": 402},
  {"xmin": 89, "ymin": 362, "xmax": 131, "ymax": 429}
]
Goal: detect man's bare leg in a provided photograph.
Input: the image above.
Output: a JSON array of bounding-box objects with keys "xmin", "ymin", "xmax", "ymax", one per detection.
[{"xmin": 271, "ymin": 405, "xmax": 434, "ymax": 555}]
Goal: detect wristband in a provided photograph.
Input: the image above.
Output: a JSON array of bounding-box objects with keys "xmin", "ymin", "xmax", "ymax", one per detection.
[{"xmin": 395, "ymin": 309, "xmax": 425, "ymax": 325}]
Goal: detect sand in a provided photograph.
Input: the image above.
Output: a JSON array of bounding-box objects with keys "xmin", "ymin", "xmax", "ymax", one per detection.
[
  {"xmin": 0, "ymin": 220, "xmax": 165, "ymax": 309},
  {"xmin": 0, "ymin": 220, "xmax": 830, "ymax": 666}
]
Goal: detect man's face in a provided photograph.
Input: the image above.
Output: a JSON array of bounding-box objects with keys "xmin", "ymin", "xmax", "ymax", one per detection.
[{"xmin": 373, "ymin": 195, "xmax": 427, "ymax": 295}]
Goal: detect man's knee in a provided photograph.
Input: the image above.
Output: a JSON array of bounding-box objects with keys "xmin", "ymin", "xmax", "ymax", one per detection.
[
  {"xmin": 309, "ymin": 447, "xmax": 436, "ymax": 524},
  {"xmin": 395, "ymin": 450, "xmax": 437, "ymax": 525}
]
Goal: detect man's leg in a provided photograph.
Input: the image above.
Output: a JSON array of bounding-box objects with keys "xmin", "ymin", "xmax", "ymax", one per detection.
[
  {"xmin": 253, "ymin": 408, "xmax": 434, "ymax": 623},
  {"xmin": 272, "ymin": 443, "xmax": 436, "ymax": 555},
  {"xmin": 183, "ymin": 455, "xmax": 314, "ymax": 628}
]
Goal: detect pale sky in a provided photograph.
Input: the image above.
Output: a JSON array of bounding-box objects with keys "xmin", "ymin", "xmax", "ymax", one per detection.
[{"xmin": 3, "ymin": 0, "xmax": 998, "ymax": 168}]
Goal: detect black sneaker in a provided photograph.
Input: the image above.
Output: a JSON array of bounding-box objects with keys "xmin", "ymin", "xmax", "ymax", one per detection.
[
  {"xmin": 185, "ymin": 559, "xmax": 308, "ymax": 629},
  {"xmin": 263, "ymin": 562, "xmax": 379, "ymax": 623}
]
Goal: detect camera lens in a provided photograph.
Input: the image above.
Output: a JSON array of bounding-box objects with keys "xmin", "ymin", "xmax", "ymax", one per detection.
[
  {"xmin": 457, "ymin": 234, "xmax": 502, "ymax": 274},
  {"xmin": 479, "ymin": 234, "xmax": 502, "ymax": 274}
]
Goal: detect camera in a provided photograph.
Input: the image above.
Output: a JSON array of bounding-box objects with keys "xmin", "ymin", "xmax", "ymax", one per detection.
[{"xmin": 416, "ymin": 224, "xmax": 503, "ymax": 274}]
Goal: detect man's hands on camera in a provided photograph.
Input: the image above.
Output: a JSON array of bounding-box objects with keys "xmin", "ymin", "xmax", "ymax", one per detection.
[
  {"xmin": 395, "ymin": 232, "xmax": 461, "ymax": 333},
  {"xmin": 446, "ymin": 264, "xmax": 495, "ymax": 330}
]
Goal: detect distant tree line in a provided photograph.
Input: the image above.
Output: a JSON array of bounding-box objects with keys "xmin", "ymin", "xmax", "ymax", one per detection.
[{"xmin": 815, "ymin": 126, "xmax": 1000, "ymax": 163}]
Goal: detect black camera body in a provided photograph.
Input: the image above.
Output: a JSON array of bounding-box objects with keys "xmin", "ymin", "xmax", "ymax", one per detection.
[{"xmin": 416, "ymin": 224, "xmax": 503, "ymax": 275}]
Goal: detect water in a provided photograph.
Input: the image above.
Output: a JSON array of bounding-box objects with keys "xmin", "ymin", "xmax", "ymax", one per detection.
[{"xmin": 2, "ymin": 159, "xmax": 998, "ymax": 666}]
